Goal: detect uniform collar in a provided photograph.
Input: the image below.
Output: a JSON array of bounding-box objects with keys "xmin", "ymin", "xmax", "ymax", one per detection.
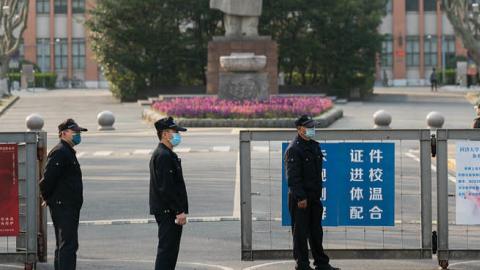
[
  {"xmin": 159, "ymin": 143, "xmax": 175, "ymax": 155},
  {"xmin": 295, "ymin": 135, "xmax": 318, "ymax": 150},
  {"xmin": 60, "ymin": 139, "xmax": 76, "ymax": 154},
  {"xmin": 295, "ymin": 135, "xmax": 316, "ymax": 144}
]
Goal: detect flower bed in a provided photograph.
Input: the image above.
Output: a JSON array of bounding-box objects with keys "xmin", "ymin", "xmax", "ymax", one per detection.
[{"xmin": 152, "ymin": 96, "xmax": 333, "ymax": 119}]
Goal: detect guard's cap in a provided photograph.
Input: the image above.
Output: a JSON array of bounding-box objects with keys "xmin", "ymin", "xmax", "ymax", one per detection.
[
  {"xmin": 295, "ymin": 115, "xmax": 316, "ymax": 128},
  {"xmin": 154, "ymin": 117, "xmax": 187, "ymax": 132},
  {"xmin": 58, "ymin": 119, "xmax": 88, "ymax": 132}
]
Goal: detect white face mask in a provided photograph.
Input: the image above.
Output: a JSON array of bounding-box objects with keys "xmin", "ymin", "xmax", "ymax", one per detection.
[{"xmin": 305, "ymin": 128, "xmax": 315, "ymax": 138}]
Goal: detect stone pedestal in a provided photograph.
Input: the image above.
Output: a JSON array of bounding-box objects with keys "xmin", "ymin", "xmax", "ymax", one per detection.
[
  {"xmin": 219, "ymin": 72, "xmax": 268, "ymax": 100},
  {"xmin": 207, "ymin": 37, "xmax": 278, "ymax": 95}
]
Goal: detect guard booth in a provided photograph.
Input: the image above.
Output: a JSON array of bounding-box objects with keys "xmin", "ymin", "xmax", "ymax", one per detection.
[{"xmin": 0, "ymin": 132, "xmax": 48, "ymax": 270}]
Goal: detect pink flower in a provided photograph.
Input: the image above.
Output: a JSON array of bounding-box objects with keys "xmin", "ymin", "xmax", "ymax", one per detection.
[{"xmin": 152, "ymin": 96, "xmax": 333, "ymax": 119}]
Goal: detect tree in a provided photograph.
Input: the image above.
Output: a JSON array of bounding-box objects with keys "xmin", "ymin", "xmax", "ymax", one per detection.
[
  {"xmin": 88, "ymin": 0, "xmax": 385, "ymax": 100},
  {"xmin": 443, "ymin": 0, "xmax": 480, "ymax": 65},
  {"xmin": 260, "ymin": 0, "xmax": 387, "ymax": 97},
  {"xmin": 86, "ymin": 0, "xmax": 222, "ymax": 101},
  {"xmin": 0, "ymin": 0, "xmax": 29, "ymax": 97}
]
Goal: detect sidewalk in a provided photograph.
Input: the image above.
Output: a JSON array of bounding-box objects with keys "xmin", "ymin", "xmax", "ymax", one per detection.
[
  {"xmin": 1, "ymin": 88, "xmax": 480, "ymax": 270},
  {"xmin": 0, "ymin": 89, "xmax": 146, "ymax": 135},
  {"xmin": 374, "ymin": 86, "xmax": 477, "ymax": 97}
]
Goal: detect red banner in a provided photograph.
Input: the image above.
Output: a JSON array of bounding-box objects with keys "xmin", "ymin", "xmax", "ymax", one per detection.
[{"xmin": 0, "ymin": 144, "xmax": 19, "ymax": 236}]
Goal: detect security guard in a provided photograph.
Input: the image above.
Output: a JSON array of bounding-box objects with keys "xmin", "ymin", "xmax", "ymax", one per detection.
[
  {"xmin": 285, "ymin": 115, "xmax": 339, "ymax": 270},
  {"xmin": 149, "ymin": 116, "xmax": 189, "ymax": 270},
  {"xmin": 39, "ymin": 119, "xmax": 88, "ymax": 270}
]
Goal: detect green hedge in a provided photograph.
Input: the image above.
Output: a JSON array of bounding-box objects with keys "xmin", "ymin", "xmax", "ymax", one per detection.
[
  {"xmin": 7, "ymin": 72, "xmax": 57, "ymax": 89},
  {"xmin": 436, "ymin": 69, "xmax": 456, "ymax": 85}
]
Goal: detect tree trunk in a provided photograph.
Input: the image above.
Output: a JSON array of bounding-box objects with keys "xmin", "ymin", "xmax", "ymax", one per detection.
[
  {"xmin": 443, "ymin": 0, "xmax": 480, "ymax": 65},
  {"xmin": 287, "ymin": 66, "xmax": 294, "ymax": 85},
  {"xmin": 301, "ymin": 71, "xmax": 307, "ymax": 85},
  {"xmin": 0, "ymin": 58, "xmax": 9, "ymax": 96}
]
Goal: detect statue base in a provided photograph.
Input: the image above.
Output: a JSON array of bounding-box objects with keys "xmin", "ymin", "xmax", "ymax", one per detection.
[
  {"xmin": 212, "ymin": 35, "xmax": 272, "ymax": 41},
  {"xmin": 218, "ymin": 72, "xmax": 269, "ymax": 101},
  {"xmin": 207, "ymin": 37, "xmax": 278, "ymax": 95}
]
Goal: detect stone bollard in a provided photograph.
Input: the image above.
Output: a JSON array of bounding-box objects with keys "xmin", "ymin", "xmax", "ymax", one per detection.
[
  {"xmin": 97, "ymin": 111, "xmax": 115, "ymax": 131},
  {"xmin": 426, "ymin": 111, "xmax": 444, "ymax": 130},
  {"xmin": 26, "ymin": 113, "xmax": 44, "ymax": 131},
  {"xmin": 373, "ymin": 110, "xmax": 392, "ymax": 129}
]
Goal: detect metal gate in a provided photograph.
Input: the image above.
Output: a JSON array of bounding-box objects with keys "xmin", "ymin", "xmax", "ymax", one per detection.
[
  {"xmin": 0, "ymin": 132, "xmax": 47, "ymax": 269},
  {"xmin": 435, "ymin": 129, "xmax": 480, "ymax": 269},
  {"xmin": 240, "ymin": 129, "xmax": 433, "ymax": 261}
]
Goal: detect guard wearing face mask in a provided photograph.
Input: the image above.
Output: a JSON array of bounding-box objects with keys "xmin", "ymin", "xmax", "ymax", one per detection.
[
  {"xmin": 285, "ymin": 115, "xmax": 340, "ymax": 270},
  {"xmin": 149, "ymin": 116, "xmax": 189, "ymax": 270},
  {"xmin": 39, "ymin": 118, "xmax": 88, "ymax": 270}
]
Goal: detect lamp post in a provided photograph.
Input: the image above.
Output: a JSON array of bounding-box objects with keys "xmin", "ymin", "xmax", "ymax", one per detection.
[
  {"xmin": 442, "ymin": 36, "xmax": 446, "ymax": 84},
  {"xmin": 41, "ymin": 39, "xmax": 46, "ymax": 73}
]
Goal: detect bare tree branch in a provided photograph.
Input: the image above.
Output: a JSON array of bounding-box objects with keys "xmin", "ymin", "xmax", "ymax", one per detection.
[
  {"xmin": 442, "ymin": 0, "xmax": 480, "ymax": 64},
  {"xmin": 0, "ymin": 0, "xmax": 28, "ymax": 57},
  {"xmin": 0, "ymin": 0, "xmax": 29, "ymax": 96}
]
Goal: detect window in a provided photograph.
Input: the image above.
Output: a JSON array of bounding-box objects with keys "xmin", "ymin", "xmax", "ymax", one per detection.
[
  {"xmin": 444, "ymin": 35, "xmax": 456, "ymax": 69},
  {"xmin": 37, "ymin": 39, "xmax": 50, "ymax": 72},
  {"xmin": 55, "ymin": 0, "xmax": 67, "ymax": 14},
  {"xmin": 72, "ymin": 38, "xmax": 85, "ymax": 69},
  {"xmin": 55, "ymin": 38, "xmax": 68, "ymax": 70},
  {"xmin": 424, "ymin": 0, "xmax": 437, "ymax": 11},
  {"xmin": 382, "ymin": 35, "xmax": 393, "ymax": 67},
  {"xmin": 36, "ymin": 0, "xmax": 50, "ymax": 14},
  {"xmin": 386, "ymin": 0, "xmax": 392, "ymax": 13},
  {"xmin": 406, "ymin": 0, "xmax": 419, "ymax": 12},
  {"xmin": 406, "ymin": 36, "xmax": 420, "ymax": 66},
  {"xmin": 424, "ymin": 35, "xmax": 437, "ymax": 66},
  {"xmin": 72, "ymin": 0, "xmax": 85, "ymax": 13}
]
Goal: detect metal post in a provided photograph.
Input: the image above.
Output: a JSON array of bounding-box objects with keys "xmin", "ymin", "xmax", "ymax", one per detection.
[
  {"xmin": 37, "ymin": 131, "xmax": 48, "ymax": 262},
  {"xmin": 26, "ymin": 134, "xmax": 38, "ymax": 263},
  {"xmin": 436, "ymin": 129, "xmax": 449, "ymax": 267},
  {"xmin": 420, "ymin": 130, "xmax": 432, "ymax": 257},
  {"xmin": 240, "ymin": 131, "xmax": 253, "ymax": 260}
]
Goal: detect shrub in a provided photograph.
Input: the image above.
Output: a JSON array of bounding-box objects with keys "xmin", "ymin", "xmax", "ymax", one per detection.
[
  {"xmin": 7, "ymin": 72, "xmax": 57, "ymax": 89},
  {"xmin": 436, "ymin": 69, "xmax": 456, "ymax": 85}
]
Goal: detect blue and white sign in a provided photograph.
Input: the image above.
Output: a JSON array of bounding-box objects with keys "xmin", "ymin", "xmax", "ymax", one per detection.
[
  {"xmin": 456, "ymin": 141, "xmax": 480, "ymax": 225},
  {"xmin": 282, "ymin": 142, "xmax": 395, "ymax": 227}
]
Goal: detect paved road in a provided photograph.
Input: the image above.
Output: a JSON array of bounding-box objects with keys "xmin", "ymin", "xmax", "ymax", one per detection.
[{"xmin": 0, "ymin": 88, "xmax": 480, "ymax": 269}]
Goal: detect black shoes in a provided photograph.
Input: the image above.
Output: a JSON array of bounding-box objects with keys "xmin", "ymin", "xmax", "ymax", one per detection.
[
  {"xmin": 296, "ymin": 265, "xmax": 340, "ymax": 270},
  {"xmin": 315, "ymin": 266, "xmax": 341, "ymax": 270}
]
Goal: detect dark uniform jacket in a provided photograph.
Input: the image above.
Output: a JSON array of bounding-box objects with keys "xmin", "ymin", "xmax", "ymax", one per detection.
[
  {"xmin": 285, "ymin": 136, "xmax": 324, "ymax": 201},
  {"xmin": 474, "ymin": 117, "xmax": 480, "ymax": 128},
  {"xmin": 149, "ymin": 143, "xmax": 189, "ymax": 215},
  {"xmin": 39, "ymin": 140, "xmax": 83, "ymax": 208}
]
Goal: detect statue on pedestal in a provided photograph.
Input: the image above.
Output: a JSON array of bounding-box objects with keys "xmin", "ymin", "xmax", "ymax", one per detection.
[{"xmin": 210, "ymin": 0, "xmax": 263, "ymax": 38}]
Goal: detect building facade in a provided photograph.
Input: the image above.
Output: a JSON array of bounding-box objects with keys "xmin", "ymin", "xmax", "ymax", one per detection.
[
  {"xmin": 18, "ymin": 0, "xmax": 106, "ymax": 88},
  {"xmin": 378, "ymin": 0, "xmax": 467, "ymax": 86},
  {"xmin": 18, "ymin": 0, "xmax": 468, "ymax": 88}
]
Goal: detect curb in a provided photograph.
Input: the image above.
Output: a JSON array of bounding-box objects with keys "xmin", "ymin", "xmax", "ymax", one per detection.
[
  {"xmin": 47, "ymin": 216, "xmax": 242, "ymax": 226},
  {"xmin": 47, "ymin": 216, "xmax": 289, "ymax": 226},
  {"xmin": 142, "ymin": 107, "xmax": 343, "ymax": 128},
  {"xmin": 0, "ymin": 95, "xmax": 19, "ymax": 117}
]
